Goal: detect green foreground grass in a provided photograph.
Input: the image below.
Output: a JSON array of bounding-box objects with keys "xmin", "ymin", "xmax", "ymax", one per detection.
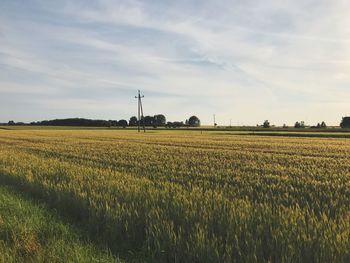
[{"xmin": 0, "ymin": 185, "xmax": 121, "ymax": 263}]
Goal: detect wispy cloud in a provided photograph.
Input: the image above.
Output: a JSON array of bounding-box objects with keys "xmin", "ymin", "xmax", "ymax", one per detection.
[{"xmin": 0, "ymin": 0, "xmax": 349, "ymax": 125}]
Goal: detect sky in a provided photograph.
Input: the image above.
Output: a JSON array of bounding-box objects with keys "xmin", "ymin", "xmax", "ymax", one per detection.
[{"xmin": 0, "ymin": 0, "xmax": 349, "ymax": 126}]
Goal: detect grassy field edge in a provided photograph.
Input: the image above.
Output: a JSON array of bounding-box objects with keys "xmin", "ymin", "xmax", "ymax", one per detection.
[{"xmin": 0, "ymin": 184, "xmax": 122, "ymax": 263}]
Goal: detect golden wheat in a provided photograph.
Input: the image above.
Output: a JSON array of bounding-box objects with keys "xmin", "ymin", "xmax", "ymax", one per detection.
[{"xmin": 0, "ymin": 129, "xmax": 349, "ymax": 262}]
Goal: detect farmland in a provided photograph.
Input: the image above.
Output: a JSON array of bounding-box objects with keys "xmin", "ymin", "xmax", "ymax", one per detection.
[{"xmin": 0, "ymin": 129, "xmax": 350, "ymax": 262}]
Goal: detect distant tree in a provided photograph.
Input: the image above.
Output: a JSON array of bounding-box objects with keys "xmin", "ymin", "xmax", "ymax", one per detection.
[
  {"xmin": 8, "ymin": 120, "xmax": 15, "ymax": 125},
  {"xmin": 154, "ymin": 114, "xmax": 166, "ymax": 127},
  {"xmin": 295, "ymin": 121, "xmax": 305, "ymax": 128},
  {"xmin": 142, "ymin": 116, "xmax": 155, "ymax": 126},
  {"xmin": 165, "ymin": 121, "xmax": 184, "ymax": 128},
  {"xmin": 314, "ymin": 122, "xmax": 326, "ymax": 129},
  {"xmin": 188, "ymin": 116, "xmax": 200, "ymax": 127},
  {"xmin": 172, "ymin": 121, "xmax": 184, "ymax": 128},
  {"xmin": 263, "ymin": 120, "xmax": 270, "ymax": 128},
  {"xmin": 117, "ymin": 119, "xmax": 128, "ymax": 128},
  {"xmin": 340, "ymin": 117, "xmax": 350, "ymax": 128},
  {"xmin": 129, "ymin": 116, "xmax": 138, "ymax": 126},
  {"xmin": 109, "ymin": 120, "xmax": 118, "ymax": 127},
  {"xmin": 282, "ymin": 124, "xmax": 288, "ymax": 128}
]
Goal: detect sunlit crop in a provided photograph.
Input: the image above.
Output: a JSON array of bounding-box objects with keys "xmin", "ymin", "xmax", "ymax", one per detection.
[{"xmin": 0, "ymin": 129, "xmax": 349, "ymax": 262}]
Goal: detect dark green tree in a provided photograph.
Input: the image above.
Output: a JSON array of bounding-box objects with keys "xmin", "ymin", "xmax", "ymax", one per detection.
[
  {"xmin": 109, "ymin": 120, "xmax": 118, "ymax": 126},
  {"xmin": 295, "ymin": 121, "xmax": 305, "ymax": 128},
  {"xmin": 129, "ymin": 116, "xmax": 138, "ymax": 126},
  {"xmin": 315, "ymin": 121, "xmax": 326, "ymax": 129},
  {"xmin": 154, "ymin": 114, "xmax": 166, "ymax": 127},
  {"xmin": 188, "ymin": 116, "xmax": 200, "ymax": 127},
  {"xmin": 142, "ymin": 116, "xmax": 155, "ymax": 126},
  {"xmin": 340, "ymin": 117, "xmax": 350, "ymax": 128},
  {"xmin": 117, "ymin": 119, "xmax": 128, "ymax": 128},
  {"xmin": 263, "ymin": 120, "xmax": 270, "ymax": 128}
]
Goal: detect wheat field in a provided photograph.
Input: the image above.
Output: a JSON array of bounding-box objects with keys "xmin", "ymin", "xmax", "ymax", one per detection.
[{"xmin": 0, "ymin": 129, "xmax": 350, "ymax": 262}]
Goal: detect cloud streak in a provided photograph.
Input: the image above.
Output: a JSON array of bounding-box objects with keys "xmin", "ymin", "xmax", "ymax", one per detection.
[{"xmin": 0, "ymin": 0, "xmax": 349, "ymax": 125}]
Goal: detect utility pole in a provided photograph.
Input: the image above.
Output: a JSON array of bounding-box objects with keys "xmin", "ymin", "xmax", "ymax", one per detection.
[{"xmin": 135, "ymin": 90, "xmax": 146, "ymax": 133}]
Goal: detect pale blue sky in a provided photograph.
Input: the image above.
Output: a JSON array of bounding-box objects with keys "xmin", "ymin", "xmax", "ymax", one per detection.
[{"xmin": 1, "ymin": 0, "xmax": 349, "ymax": 125}]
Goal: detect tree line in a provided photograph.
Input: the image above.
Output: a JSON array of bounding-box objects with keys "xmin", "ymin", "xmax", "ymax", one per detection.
[
  {"xmin": 5, "ymin": 116, "xmax": 350, "ymax": 128},
  {"xmin": 14, "ymin": 115, "xmax": 201, "ymax": 128},
  {"xmin": 261, "ymin": 118, "xmax": 350, "ymax": 129},
  {"xmin": 262, "ymin": 120, "xmax": 327, "ymax": 129}
]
